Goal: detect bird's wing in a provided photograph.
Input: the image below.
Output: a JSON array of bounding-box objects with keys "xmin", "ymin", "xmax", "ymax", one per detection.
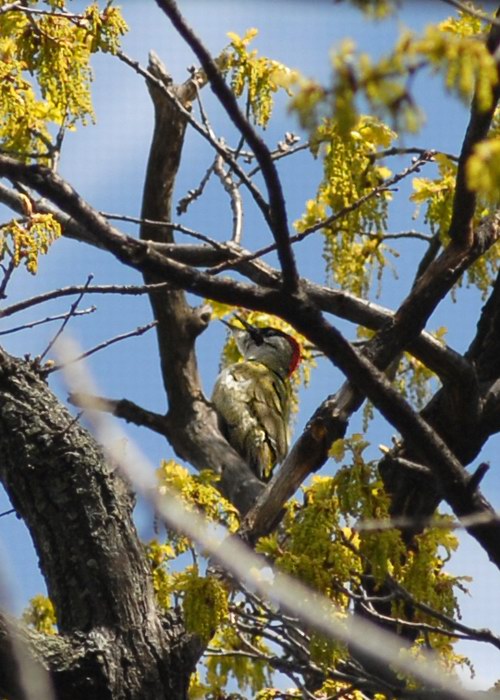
[{"xmin": 212, "ymin": 362, "xmax": 291, "ymax": 480}]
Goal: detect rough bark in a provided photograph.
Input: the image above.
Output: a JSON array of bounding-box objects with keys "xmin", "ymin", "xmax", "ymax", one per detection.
[{"xmin": 0, "ymin": 348, "xmax": 202, "ymax": 699}]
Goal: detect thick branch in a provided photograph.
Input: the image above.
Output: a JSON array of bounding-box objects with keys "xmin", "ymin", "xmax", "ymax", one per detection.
[
  {"xmin": 380, "ymin": 265, "xmax": 500, "ymax": 537},
  {"xmin": 447, "ymin": 11, "xmax": 500, "ymax": 246},
  {"xmin": 0, "ymin": 348, "xmax": 201, "ymax": 699},
  {"xmin": 243, "ymin": 213, "xmax": 500, "ymax": 540}
]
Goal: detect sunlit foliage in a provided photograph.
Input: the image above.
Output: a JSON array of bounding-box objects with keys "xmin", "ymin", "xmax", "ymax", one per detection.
[
  {"xmin": 4, "ymin": 1, "xmax": 499, "ymax": 698},
  {"xmin": 0, "ymin": 208, "xmax": 61, "ymax": 274},
  {"xmin": 223, "ymin": 28, "xmax": 299, "ymax": 127},
  {"xmin": 147, "ymin": 439, "xmax": 469, "ymax": 697},
  {"xmin": 289, "ymin": 9, "xmax": 497, "ymax": 134},
  {"xmin": 295, "ymin": 115, "xmax": 396, "ymax": 295},
  {"xmin": 22, "ymin": 594, "xmax": 57, "ymax": 635},
  {"xmin": 0, "ymin": 0, "xmax": 127, "ymax": 161}
]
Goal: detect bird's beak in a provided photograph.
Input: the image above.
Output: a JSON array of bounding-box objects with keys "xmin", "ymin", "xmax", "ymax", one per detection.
[{"xmin": 221, "ymin": 316, "xmax": 263, "ymax": 343}]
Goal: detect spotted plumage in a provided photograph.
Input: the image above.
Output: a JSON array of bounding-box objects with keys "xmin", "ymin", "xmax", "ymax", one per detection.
[{"xmin": 212, "ymin": 321, "xmax": 300, "ymax": 481}]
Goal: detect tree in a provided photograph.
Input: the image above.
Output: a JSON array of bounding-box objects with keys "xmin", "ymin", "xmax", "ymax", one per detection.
[{"xmin": 0, "ymin": 0, "xmax": 499, "ymax": 698}]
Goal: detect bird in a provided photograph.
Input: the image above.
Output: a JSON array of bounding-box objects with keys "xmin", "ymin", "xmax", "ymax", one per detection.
[{"xmin": 212, "ymin": 317, "xmax": 301, "ymax": 481}]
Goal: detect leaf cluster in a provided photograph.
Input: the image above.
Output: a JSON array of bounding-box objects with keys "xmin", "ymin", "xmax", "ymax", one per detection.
[
  {"xmin": 289, "ymin": 10, "xmax": 497, "ymax": 135},
  {"xmin": 22, "ymin": 594, "xmax": 57, "ymax": 635},
  {"xmin": 144, "ymin": 445, "xmax": 464, "ymax": 696},
  {"xmin": 0, "ymin": 0, "xmax": 127, "ymax": 160},
  {"xmin": 256, "ymin": 435, "xmax": 465, "ymax": 672},
  {"xmin": 222, "ymin": 28, "xmax": 299, "ymax": 127},
  {"xmin": 0, "ymin": 204, "xmax": 61, "ymax": 274},
  {"xmin": 295, "ymin": 115, "xmax": 396, "ymax": 296},
  {"xmin": 412, "ymin": 153, "xmax": 500, "ymax": 297}
]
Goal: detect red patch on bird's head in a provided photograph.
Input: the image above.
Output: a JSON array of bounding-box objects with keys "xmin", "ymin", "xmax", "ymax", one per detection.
[{"xmin": 286, "ymin": 335, "xmax": 301, "ymax": 376}]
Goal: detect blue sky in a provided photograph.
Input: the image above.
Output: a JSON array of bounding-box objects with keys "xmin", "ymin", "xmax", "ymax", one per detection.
[{"xmin": 1, "ymin": 0, "xmax": 499, "ymax": 689}]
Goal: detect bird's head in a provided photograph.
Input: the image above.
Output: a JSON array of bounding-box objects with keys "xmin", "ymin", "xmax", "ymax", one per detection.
[{"xmin": 223, "ymin": 316, "xmax": 301, "ymax": 378}]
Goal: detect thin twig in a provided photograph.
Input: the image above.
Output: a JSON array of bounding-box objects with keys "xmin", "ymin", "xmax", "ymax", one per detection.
[
  {"xmin": 4, "ymin": 5, "xmax": 85, "ymax": 21},
  {"xmin": 370, "ymin": 146, "xmax": 458, "ymax": 163},
  {"xmin": 356, "ymin": 508, "xmax": 500, "ymax": 533},
  {"xmin": 0, "ymin": 282, "xmax": 170, "ymax": 319},
  {"xmin": 300, "ymin": 153, "xmax": 435, "ymax": 239},
  {"xmin": 208, "ymin": 153, "xmax": 435, "ymax": 275},
  {"xmin": 246, "ymin": 137, "xmax": 309, "ymax": 178},
  {"xmin": 0, "ymin": 257, "xmax": 16, "ymax": 299},
  {"xmin": 155, "ymin": 0, "xmax": 300, "ymax": 292},
  {"xmin": 0, "ymin": 508, "xmax": 15, "ymax": 518},
  {"xmin": 213, "ymin": 154, "xmax": 243, "ymax": 244},
  {"xmin": 0, "ymin": 307, "xmax": 96, "ymax": 336},
  {"xmin": 47, "ymin": 320, "xmax": 157, "ymax": 374},
  {"xmin": 39, "ymin": 274, "xmax": 94, "ymax": 361},
  {"xmin": 176, "ymin": 160, "xmax": 216, "ymax": 216},
  {"xmin": 101, "ymin": 211, "xmax": 223, "ymax": 248},
  {"xmin": 364, "ymin": 230, "xmax": 433, "ymax": 243}
]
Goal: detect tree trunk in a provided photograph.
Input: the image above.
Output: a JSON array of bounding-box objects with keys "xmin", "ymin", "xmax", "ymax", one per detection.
[{"xmin": 0, "ymin": 348, "xmax": 202, "ymax": 699}]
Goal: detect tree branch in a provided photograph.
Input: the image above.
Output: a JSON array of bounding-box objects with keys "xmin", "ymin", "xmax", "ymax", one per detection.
[
  {"xmin": 2, "ymin": 153, "xmax": 500, "ymax": 545},
  {"xmin": 0, "ymin": 348, "xmax": 202, "ymax": 699},
  {"xmin": 155, "ymin": 0, "xmax": 300, "ymax": 292},
  {"xmin": 68, "ymin": 392, "xmax": 170, "ymax": 436},
  {"xmin": 447, "ymin": 10, "xmax": 500, "ymax": 246},
  {"xmin": 0, "ymin": 282, "xmax": 171, "ymax": 319}
]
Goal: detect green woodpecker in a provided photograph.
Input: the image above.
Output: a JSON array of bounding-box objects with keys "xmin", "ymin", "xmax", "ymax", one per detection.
[{"xmin": 212, "ymin": 319, "xmax": 301, "ymax": 482}]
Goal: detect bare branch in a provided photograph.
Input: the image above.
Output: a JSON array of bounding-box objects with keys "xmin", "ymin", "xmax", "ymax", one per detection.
[
  {"xmin": 356, "ymin": 508, "xmax": 500, "ymax": 533},
  {"xmin": 0, "ymin": 306, "xmax": 96, "ymax": 336},
  {"xmin": 68, "ymin": 392, "xmax": 170, "ymax": 437},
  {"xmin": 371, "ymin": 146, "xmax": 458, "ymax": 163},
  {"xmin": 102, "ymin": 210, "xmax": 224, "ymax": 248},
  {"xmin": 155, "ymin": 0, "xmax": 300, "ymax": 292},
  {"xmin": 176, "ymin": 159, "xmax": 216, "ymax": 215},
  {"xmin": 246, "ymin": 136, "xmax": 310, "ymax": 178},
  {"xmin": 0, "ymin": 2, "xmax": 22, "ymax": 13},
  {"xmin": 47, "ymin": 320, "xmax": 157, "ymax": 374},
  {"xmin": 213, "ymin": 154, "xmax": 243, "ymax": 244},
  {"xmin": 0, "ymin": 282, "xmax": 170, "ymax": 319},
  {"xmin": 116, "ymin": 50, "xmax": 269, "ymax": 223},
  {"xmin": 0, "ymin": 257, "xmax": 16, "ymax": 300},
  {"xmin": 39, "ymin": 274, "xmax": 94, "ymax": 362}
]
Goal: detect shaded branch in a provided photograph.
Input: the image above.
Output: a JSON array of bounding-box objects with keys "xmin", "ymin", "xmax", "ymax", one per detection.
[
  {"xmin": 447, "ymin": 12, "xmax": 500, "ymax": 246},
  {"xmin": 68, "ymin": 392, "xmax": 170, "ymax": 436}
]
